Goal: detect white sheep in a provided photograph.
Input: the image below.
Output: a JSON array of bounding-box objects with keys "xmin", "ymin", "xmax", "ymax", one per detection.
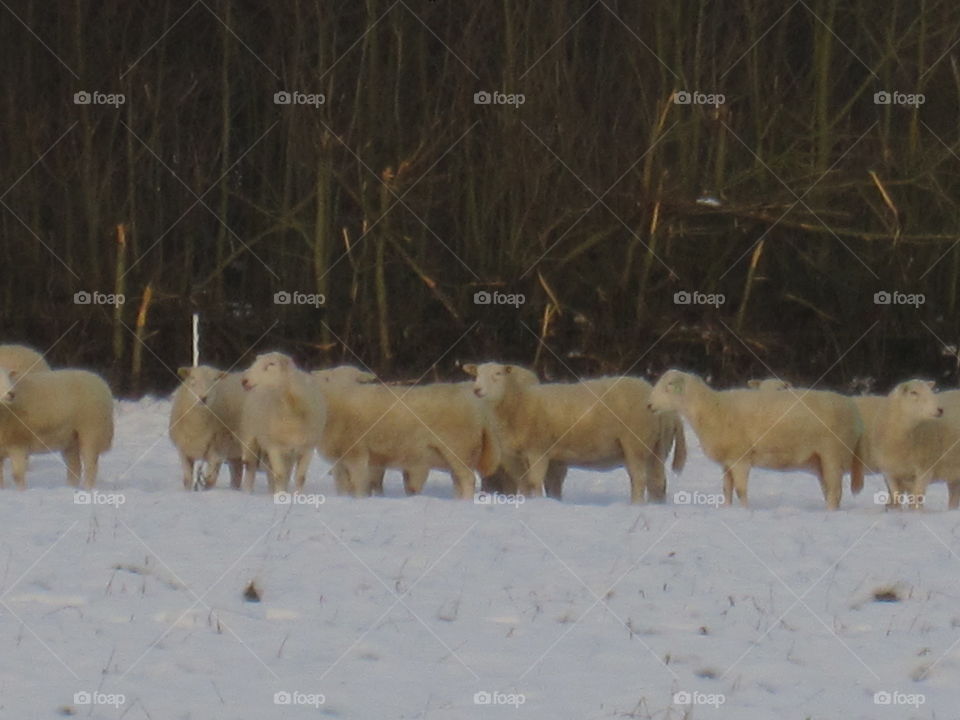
[
  {"xmin": 240, "ymin": 353, "xmax": 325, "ymax": 494},
  {"xmin": 747, "ymin": 378, "xmax": 793, "ymax": 391},
  {"xmin": 0, "ymin": 345, "xmax": 53, "ymax": 482},
  {"xmin": 169, "ymin": 366, "xmax": 247, "ymax": 490},
  {"xmin": 648, "ymin": 370, "xmax": 864, "ymax": 509},
  {"xmin": 312, "ymin": 368, "xmax": 500, "ymax": 498},
  {"xmin": 746, "ymin": 377, "xmax": 868, "ymax": 497},
  {"xmin": 0, "ymin": 344, "xmax": 51, "ymax": 375},
  {"xmin": 464, "ymin": 363, "xmax": 686, "ymax": 503},
  {"xmin": 873, "ymin": 380, "xmax": 960, "ymax": 509},
  {"xmin": 0, "ymin": 367, "xmax": 113, "ymax": 489}
]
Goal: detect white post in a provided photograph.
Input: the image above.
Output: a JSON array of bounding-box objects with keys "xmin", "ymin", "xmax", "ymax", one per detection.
[
  {"xmin": 192, "ymin": 313, "xmax": 200, "ymax": 367},
  {"xmin": 191, "ymin": 311, "xmax": 202, "ymax": 490}
]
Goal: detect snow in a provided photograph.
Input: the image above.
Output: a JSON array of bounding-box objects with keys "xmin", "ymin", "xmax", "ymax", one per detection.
[{"xmin": 1, "ymin": 397, "xmax": 959, "ymax": 719}]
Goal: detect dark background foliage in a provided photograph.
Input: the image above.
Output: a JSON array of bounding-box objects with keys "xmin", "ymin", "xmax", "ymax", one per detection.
[{"xmin": 2, "ymin": 0, "xmax": 959, "ymax": 396}]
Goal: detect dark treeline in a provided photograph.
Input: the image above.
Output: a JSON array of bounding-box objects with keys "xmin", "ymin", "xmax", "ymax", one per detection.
[{"xmin": 2, "ymin": 0, "xmax": 960, "ymax": 396}]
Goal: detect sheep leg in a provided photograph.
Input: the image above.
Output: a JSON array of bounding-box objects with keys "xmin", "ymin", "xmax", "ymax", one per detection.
[
  {"xmin": 267, "ymin": 448, "xmax": 290, "ymax": 494},
  {"xmin": 644, "ymin": 455, "xmax": 667, "ymax": 503},
  {"xmin": 177, "ymin": 452, "xmax": 195, "ymax": 490},
  {"xmin": 521, "ymin": 455, "xmax": 549, "ymax": 497},
  {"xmin": 347, "ymin": 456, "xmax": 373, "ymax": 497},
  {"xmin": 948, "ymin": 480, "xmax": 960, "ymax": 510},
  {"xmin": 544, "ymin": 461, "xmax": 566, "ymax": 500},
  {"xmin": 818, "ymin": 457, "xmax": 842, "ymax": 511},
  {"xmin": 485, "ymin": 454, "xmax": 527, "ymax": 495},
  {"xmin": 80, "ymin": 447, "xmax": 100, "ymax": 490},
  {"xmin": 883, "ymin": 476, "xmax": 903, "ymax": 508},
  {"xmin": 913, "ymin": 471, "xmax": 932, "ymax": 510},
  {"xmin": 293, "ymin": 449, "xmax": 313, "ymax": 493},
  {"xmin": 203, "ymin": 458, "xmax": 223, "ymax": 489},
  {"xmin": 9, "ymin": 449, "xmax": 28, "ymax": 489},
  {"xmin": 63, "ymin": 444, "xmax": 83, "ymax": 488},
  {"xmin": 241, "ymin": 441, "xmax": 259, "ymax": 492},
  {"xmin": 622, "ymin": 444, "xmax": 651, "ymax": 504},
  {"xmin": 481, "ymin": 468, "xmax": 514, "ymax": 494},
  {"xmin": 729, "ymin": 463, "xmax": 750, "ymax": 507},
  {"xmin": 722, "ymin": 467, "xmax": 734, "ymax": 505},
  {"xmin": 227, "ymin": 459, "xmax": 243, "ymax": 489},
  {"xmin": 450, "ymin": 465, "xmax": 477, "ymax": 500},
  {"xmin": 369, "ymin": 466, "xmax": 385, "ymax": 496},
  {"xmin": 403, "ymin": 466, "xmax": 430, "ymax": 496},
  {"xmin": 332, "ymin": 463, "xmax": 353, "ymax": 495}
]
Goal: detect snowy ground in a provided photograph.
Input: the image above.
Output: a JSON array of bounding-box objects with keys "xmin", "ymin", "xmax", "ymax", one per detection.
[{"xmin": 1, "ymin": 397, "xmax": 959, "ymax": 719}]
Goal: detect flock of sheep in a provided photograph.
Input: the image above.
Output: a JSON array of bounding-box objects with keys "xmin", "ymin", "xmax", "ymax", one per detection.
[{"xmin": 0, "ymin": 341, "xmax": 957, "ymax": 510}]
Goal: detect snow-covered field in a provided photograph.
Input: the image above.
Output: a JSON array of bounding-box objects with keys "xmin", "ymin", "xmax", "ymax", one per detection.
[{"xmin": 1, "ymin": 397, "xmax": 959, "ymax": 719}]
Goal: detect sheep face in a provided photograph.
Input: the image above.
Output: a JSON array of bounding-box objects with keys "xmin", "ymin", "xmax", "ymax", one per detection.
[
  {"xmin": 469, "ymin": 363, "xmax": 512, "ymax": 401},
  {"xmin": 889, "ymin": 379, "xmax": 942, "ymax": 419},
  {"xmin": 177, "ymin": 366, "xmax": 226, "ymax": 405},
  {"xmin": 242, "ymin": 352, "xmax": 294, "ymax": 391},
  {"xmin": 0, "ymin": 368, "xmax": 15, "ymax": 402},
  {"xmin": 649, "ymin": 370, "xmax": 687, "ymax": 412}
]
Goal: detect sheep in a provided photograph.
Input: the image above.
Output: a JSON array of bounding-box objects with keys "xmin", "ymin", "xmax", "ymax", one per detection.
[
  {"xmin": 873, "ymin": 380, "xmax": 960, "ymax": 509},
  {"xmin": 309, "ymin": 366, "xmax": 386, "ymax": 496},
  {"xmin": 0, "ymin": 367, "xmax": 113, "ymax": 489},
  {"xmin": 0, "ymin": 345, "xmax": 53, "ymax": 483},
  {"xmin": 745, "ymin": 377, "xmax": 868, "ymax": 496},
  {"xmin": 747, "ymin": 378, "xmax": 793, "ymax": 391},
  {"xmin": 0, "ymin": 344, "xmax": 51, "ymax": 375},
  {"xmin": 311, "ymin": 367, "xmax": 500, "ymax": 499},
  {"xmin": 463, "ymin": 363, "xmax": 686, "ymax": 503},
  {"xmin": 169, "ymin": 366, "xmax": 246, "ymax": 490},
  {"xmin": 648, "ymin": 370, "xmax": 864, "ymax": 509},
  {"xmin": 239, "ymin": 353, "xmax": 325, "ymax": 494}
]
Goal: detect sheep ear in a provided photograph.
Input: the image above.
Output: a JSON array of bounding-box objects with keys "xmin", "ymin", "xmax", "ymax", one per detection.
[
  {"xmin": 7, "ymin": 370, "xmax": 18, "ymax": 382},
  {"xmin": 177, "ymin": 367, "xmax": 192, "ymax": 380},
  {"xmin": 357, "ymin": 371, "xmax": 377, "ymax": 383},
  {"xmin": 218, "ymin": 371, "xmax": 228, "ymax": 379},
  {"xmin": 504, "ymin": 366, "xmax": 514, "ymax": 374},
  {"xmin": 462, "ymin": 364, "xmax": 478, "ymax": 377},
  {"xmin": 747, "ymin": 379, "xmax": 760, "ymax": 389},
  {"xmin": 926, "ymin": 380, "xmax": 936, "ymax": 389}
]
